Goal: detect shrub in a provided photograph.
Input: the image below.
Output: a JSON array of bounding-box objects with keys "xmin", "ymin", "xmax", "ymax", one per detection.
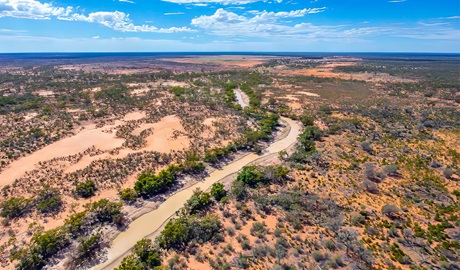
[
  {"xmin": 231, "ymin": 180, "xmax": 248, "ymax": 201},
  {"xmin": 35, "ymin": 187, "xmax": 62, "ymax": 214},
  {"xmin": 158, "ymin": 214, "xmax": 221, "ymax": 250},
  {"xmin": 182, "ymin": 152, "xmax": 205, "ymax": 174},
  {"xmin": 132, "ymin": 239, "xmax": 162, "ymax": 268},
  {"xmin": 210, "ymin": 183, "xmax": 227, "ymax": 202},
  {"xmin": 312, "ymin": 250, "xmax": 326, "ymax": 262},
  {"xmin": 444, "ymin": 168, "xmax": 455, "ymax": 179},
  {"xmin": 71, "ymin": 234, "xmax": 100, "ymax": 266},
  {"xmin": 186, "ymin": 189, "xmax": 212, "ymax": 214},
  {"xmin": 361, "ymin": 142, "xmax": 373, "ymax": 153},
  {"xmin": 324, "ymin": 239, "xmax": 337, "ymax": 251},
  {"xmin": 250, "ymin": 222, "xmax": 266, "ymax": 238},
  {"xmin": 158, "ymin": 216, "xmax": 190, "ymax": 250},
  {"xmin": 300, "ymin": 111, "xmax": 314, "ymax": 126},
  {"xmin": 119, "ymin": 188, "xmax": 137, "ymax": 203},
  {"xmin": 75, "ymin": 180, "xmax": 97, "ymax": 198},
  {"xmin": 15, "ymin": 227, "xmax": 69, "ymax": 270},
  {"xmin": 362, "ymin": 180, "xmax": 379, "ymax": 194},
  {"xmin": 383, "ymin": 164, "xmax": 399, "ymax": 176},
  {"xmin": 89, "ymin": 199, "xmax": 123, "ymax": 224},
  {"xmin": 0, "ymin": 197, "xmax": 32, "ymax": 218},
  {"xmin": 382, "ymin": 204, "xmax": 400, "ymax": 218},
  {"xmin": 134, "ymin": 165, "xmax": 178, "ymax": 197},
  {"xmin": 237, "ymin": 166, "xmax": 264, "ymax": 187},
  {"xmin": 364, "ymin": 163, "xmax": 382, "ymax": 183}
]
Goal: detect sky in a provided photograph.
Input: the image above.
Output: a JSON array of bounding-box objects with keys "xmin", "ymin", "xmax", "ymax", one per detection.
[{"xmin": 0, "ymin": 0, "xmax": 459, "ymax": 52}]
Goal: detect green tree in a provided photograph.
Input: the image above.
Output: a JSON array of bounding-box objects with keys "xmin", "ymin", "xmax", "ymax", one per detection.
[
  {"xmin": 75, "ymin": 180, "xmax": 97, "ymax": 198},
  {"xmin": 158, "ymin": 217, "xmax": 190, "ymax": 250},
  {"xmin": 132, "ymin": 239, "xmax": 162, "ymax": 268},
  {"xmin": 237, "ymin": 166, "xmax": 264, "ymax": 187},
  {"xmin": 89, "ymin": 199, "xmax": 123, "ymax": 224},
  {"xmin": 210, "ymin": 183, "xmax": 227, "ymax": 202},
  {"xmin": 186, "ymin": 189, "xmax": 212, "ymax": 213}
]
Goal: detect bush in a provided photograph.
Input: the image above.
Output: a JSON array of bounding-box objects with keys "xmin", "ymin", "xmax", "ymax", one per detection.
[
  {"xmin": 89, "ymin": 199, "xmax": 123, "ymax": 224},
  {"xmin": 15, "ymin": 227, "xmax": 69, "ymax": 270},
  {"xmin": 300, "ymin": 111, "xmax": 315, "ymax": 126},
  {"xmin": 132, "ymin": 239, "xmax": 162, "ymax": 268},
  {"xmin": 361, "ymin": 142, "xmax": 373, "ymax": 153},
  {"xmin": 158, "ymin": 216, "xmax": 190, "ymax": 250},
  {"xmin": 75, "ymin": 180, "xmax": 97, "ymax": 198},
  {"xmin": 382, "ymin": 204, "xmax": 400, "ymax": 218},
  {"xmin": 237, "ymin": 166, "xmax": 264, "ymax": 187},
  {"xmin": 362, "ymin": 180, "xmax": 379, "ymax": 194},
  {"xmin": 231, "ymin": 180, "xmax": 248, "ymax": 201},
  {"xmin": 210, "ymin": 183, "xmax": 227, "ymax": 202},
  {"xmin": 383, "ymin": 164, "xmax": 399, "ymax": 176},
  {"xmin": 134, "ymin": 165, "xmax": 178, "ymax": 197},
  {"xmin": 312, "ymin": 250, "xmax": 326, "ymax": 262},
  {"xmin": 35, "ymin": 187, "xmax": 62, "ymax": 214},
  {"xmin": 444, "ymin": 168, "xmax": 455, "ymax": 179},
  {"xmin": 0, "ymin": 197, "xmax": 32, "ymax": 218},
  {"xmin": 186, "ymin": 189, "xmax": 212, "ymax": 214},
  {"xmin": 158, "ymin": 214, "xmax": 221, "ymax": 250},
  {"xmin": 119, "ymin": 188, "xmax": 137, "ymax": 203},
  {"xmin": 72, "ymin": 234, "xmax": 100, "ymax": 266}
]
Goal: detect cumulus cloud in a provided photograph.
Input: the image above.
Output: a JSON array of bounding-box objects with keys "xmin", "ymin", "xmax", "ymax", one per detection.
[
  {"xmin": 62, "ymin": 11, "xmax": 193, "ymax": 33},
  {"xmin": 0, "ymin": 0, "xmax": 72, "ymax": 20},
  {"xmin": 190, "ymin": 8, "xmax": 368, "ymax": 39},
  {"xmin": 0, "ymin": 0, "xmax": 192, "ymax": 33},
  {"xmin": 191, "ymin": 8, "xmax": 460, "ymax": 41}
]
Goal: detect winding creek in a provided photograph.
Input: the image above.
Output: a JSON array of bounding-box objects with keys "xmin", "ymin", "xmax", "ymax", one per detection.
[{"xmin": 93, "ymin": 90, "xmax": 302, "ymax": 270}]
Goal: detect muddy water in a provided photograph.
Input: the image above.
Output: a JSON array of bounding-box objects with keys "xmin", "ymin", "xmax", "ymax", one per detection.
[
  {"xmin": 234, "ymin": 89, "xmax": 249, "ymax": 108},
  {"xmin": 94, "ymin": 117, "xmax": 301, "ymax": 270}
]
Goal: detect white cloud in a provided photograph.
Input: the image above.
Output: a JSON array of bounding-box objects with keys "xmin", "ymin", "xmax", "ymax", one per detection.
[
  {"xmin": 0, "ymin": 0, "xmax": 192, "ymax": 33},
  {"xmin": 164, "ymin": 12, "xmax": 185, "ymax": 15},
  {"xmin": 162, "ymin": 0, "xmax": 276, "ymax": 5},
  {"xmin": 0, "ymin": 0, "xmax": 72, "ymax": 20},
  {"xmin": 119, "ymin": 0, "xmax": 135, "ymax": 3},
  {"xmin": 62, "ymin": 11, "xmax": 194, "ymax": 33},
  {"xmin": 191, "ymin": 8, "xmax": 460, "ymax": 41},
  {"xmin": 191, "ymin": 8, "xmax": 364, "ymax": 40}
]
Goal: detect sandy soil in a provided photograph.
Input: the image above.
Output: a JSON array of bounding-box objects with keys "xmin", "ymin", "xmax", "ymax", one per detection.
[
  {"xmin": 123, "ymin": 111, "xmax": 146, "ymax": 121},
  {"xmin": 33, "ymin": 90, "xmax": 54, "ymax": 96},
  {"xmin": 142, "ymin": 115, "xmax": 190, "ymax": 153},
  {"xmin": 275, "ymin": 68, "xmax": 416, "ymax": 83},
  {"xmin": 0, "ymin": 111, "xmax": 189, "ymax": 188},
  {"xmin": 0, "ymin": 123, "xmax": 125, "ymax": 187},
  {"xmin": 161, "ymin": 55, "xmax": 273, "ymax": 68},
  {"xmin": 65, "ymin": 115, "xmax": 189, "ymax": 174}
]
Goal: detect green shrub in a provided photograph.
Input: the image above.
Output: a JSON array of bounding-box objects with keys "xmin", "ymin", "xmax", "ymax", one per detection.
[
  {"xmin": 186, "ymin": 190, "xmax": 212, "ymax": 214},
  {"xmin": 134, "ymin": 165, "xmax": 179, "ymax": 197},
  {"xmin": 0, "ymin": 197, "xmax": 32, "ymax": 218},
  {"xmin": 75, "ymin": 180, "xmax": 97, "ymax": 198},
  {"xmin": 210, "ymin": 183, "xmax": 227, "ymax": 202},
  {"xmin": 35, "ymin": 188, "xmax": 62, "ymax": 214},
  {"xmin": 89, "ymin": 199, "xmax": 123, "ymax": 224},
  {"xmin": 119, "ymin": 188, "xmax": 137, "ymax": 203}
]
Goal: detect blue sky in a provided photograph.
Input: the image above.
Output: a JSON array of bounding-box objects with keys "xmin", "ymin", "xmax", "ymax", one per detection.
[{"xmin": 0, "ymin": 0, "xmax": 459, "ymax": 52}]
